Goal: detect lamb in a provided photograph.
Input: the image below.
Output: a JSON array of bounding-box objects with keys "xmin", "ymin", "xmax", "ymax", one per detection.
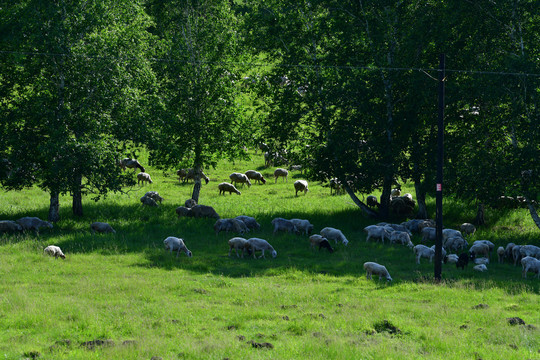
[
  {"xmin": 44, "ymin": 245, "xmax": 65, "ymax": 259},
  {"xmin": 290, "ymin": 218, "xmax": 313, "ymax": 235},
  {"xmin": 246, "ymin": 238, "xmax": 277, "ymax": 259},
  {"xmin": 519, "ymin": 245, "xmax": 540, "ymax": 260},
  {"xmin": 0, "ymin": 220, "xmax": 22, "ymax": 232},
  {"xmin": 245, "ymin": 170, "xmax": 266, "ymax": 185},
  {"xmin": 294, "ymin": 180, "xmax": 309, "ymax": 196},
  {"xmin": 521, "ymin": 256, "xmax": 540, "ymax": 279},
  {"xmin": 163, "ymin": 236, "xmax": 192, "ymax": 257},
  {"xmin": 274, "ymin": 168, "xmax": 289, "ymax": 183},
  {"xmin": 460, "ymin": 223, "xmax": 477, "ymax": 236},
  {"xmin": 229, "ymin": 172, "xmax": 252, "ymax": 188},
  {"xmin": 389, "ymin": 231, "xmax": 414, "ymax": 248},
  {"xmin": 214, "ymin": 218, "xmax": 249, "ymax": 236},
  {"xmin": 320, "ymin": 227, "xmax": 349, "ymax": 246},
  {"xmin": 16, "ymin": 217, "xmax": 53, "ymax": 232},
  {"xmin": 474, "ymin": 257, "xmax": 490, "ymax": 265},
  {"xmin": 218, "ymin": 182, "xmax": 241, "ymax": 195},
  {"xmin": 363, "ymin": 262, "xmax": 392, "ymax": 282},
  {"xmin": 456, "ymin": 253, "xmax": 470, "ymax": 270},
  {"xmin": 271, "ymin": 218, "xmax": 298, "ymax": 235},
  {"xmin": 90, "ymin": 222, "xmax": 116, "ymax": 234},
  {"xmin": 120, "ymin": 158, "xmax": 145, "ymax": 172},
  {"xmin": 497, "ymin": 246, "xmax": 505, "ymax": 264},
  {"xmin": 364, "ymin": 225, "xmax": 391, "ymax": 243},
  {"xmin": 309, "ymin": 234, "xmax": 334, "ymax": 253},
  {"xmin": 413, "ymin": 244, "xmax": 435, "ymax": 264},
  {"xmin": 235, "ymin": 215, "xmax": 261, "ymax": 231},
  {"xmin": 137, "ymin": 172, "xmax": 153, "ymax": 185},
  {"xmin": 473, "ymin": 264, "xmax": 488, "ymax": 272},
  {"xmin": 444, "ymin": 254, "xmax": 459, "ymax": 264},
  {"xmin": 469, "ymin": 242, "xmax": 490, "ymax": 258},
  {"xmin": 228, "ymin": 237, "xmax": 248, "ymax": 258}
]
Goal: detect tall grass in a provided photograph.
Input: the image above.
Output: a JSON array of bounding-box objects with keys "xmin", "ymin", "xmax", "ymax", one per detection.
[{"xmin": 0, "ymin": 151, "xmax": 538, "ymax": 359}]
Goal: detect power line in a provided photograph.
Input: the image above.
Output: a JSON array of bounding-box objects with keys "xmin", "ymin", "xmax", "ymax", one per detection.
[{"xmin": 1, "ymin": 49, "xmax": 540, "ymax": 78}]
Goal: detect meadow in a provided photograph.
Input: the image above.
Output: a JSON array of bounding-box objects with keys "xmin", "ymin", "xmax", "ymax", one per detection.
[{"xmin": 0, "ymin": 151, "xmax": 539, "ymax": 360}]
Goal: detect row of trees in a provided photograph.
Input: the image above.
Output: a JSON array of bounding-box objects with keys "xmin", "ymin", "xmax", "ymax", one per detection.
[{"xmin": 1, "ymin": 1, "xmax": 539, "ymax": 229}]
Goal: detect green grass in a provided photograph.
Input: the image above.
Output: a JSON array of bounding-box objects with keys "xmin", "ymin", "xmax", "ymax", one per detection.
[{"xmin": 0, "ymin": 150, "xmax": 539, "ymax": 359}]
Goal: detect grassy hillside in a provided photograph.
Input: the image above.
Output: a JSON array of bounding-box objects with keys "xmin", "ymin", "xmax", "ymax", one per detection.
[{"xmin": 0, "ymin": 151, "xmax": 538, "ymax": 359}]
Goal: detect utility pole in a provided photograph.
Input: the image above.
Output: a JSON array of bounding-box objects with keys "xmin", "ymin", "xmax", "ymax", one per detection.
[{"xmin": 434, "ymin": 54, "xmax": 445, "ymax": 281}]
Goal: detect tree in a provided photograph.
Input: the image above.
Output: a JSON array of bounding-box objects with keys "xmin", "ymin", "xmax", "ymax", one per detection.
[{"xmin": 0, "ymin": 0, "xmax": 157, "ymax": 220}]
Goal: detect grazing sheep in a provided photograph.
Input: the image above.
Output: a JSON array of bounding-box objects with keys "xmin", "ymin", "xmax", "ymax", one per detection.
[
  {"xmin": 460, "ymin": 223, "xmax": 477, "ymax": 236},
  {"xmin": 293, "ymin": 180, "xmax": 309, "ymax": 196},
  {"xmin": 290, "ymin": 218, "xmax": 313, "ymax": 235},
  {"xmin": 218, "ymin": 182, "xmax": 241, "ymax": 195},
  {"xmin": 474, "ymin": 257, "xmax": 490, "ymax": 265},
  {"xmin": 320, "ymin": 227, "xmax": 349, "ymax": 246},
  {"xmin": 443, "ymin": 236, "xmax": 469, "ymax": 253},
  {"xmin": 229, "ymin": 172, "xmax": 252, "ymax": 188},
  {"xmin": 142, "ymin": 191, "xmax": 163, "ymax": 204},
  {"xmin": 430, "ymin": 245, "xmax": 447, "ymax": 260},
  {"xmin": 137, "ymin": 172, "xmax": 153, "ymax": 185},
  {"xmin": 271, "ymin": 218, "xmax": 298, "ymax": 235},
  {"xmin": 176, "ymin": 206, "xmax": 192, "ymax": 217},
  {"xmin": 178, "ymin": 168, "xmax": 210, "ymax": 184},
  {"xmin": 389, "ymin": 231, "xmax": 414, "ymax": 248},
  {"xmin": 274, "ymin": 168, "xmax": 289, "ymax": 183},
  {"xmin": 497, "ymin": 246, "xmax": 505, "ymax": 264},
  {"xmin": 519, "ymin": 245, "xmax": 540, "ymax": 260},
  {"xmin": 421, "ymin": 227, "xmax": 437, "ymax": 242},
  {"xmin": 140, "ymin": 193, "xmax": 159, "ymax": 207},
  {"xmin": 512, "ymin": 245, "xmax": 523, "ymax": 266},
  {"xmin": 329, "ymin": 178, "xmax": 343, "ymax": 195},
  {"xmin": 364, "ymin": 225, "xmax": 391, "ymax": 243},
  {"xmin": 190, "ymin": 204, "xmax": 220, "ymax": 219},
  {"xmin": 184, "ymin": 198, "xmax": 197, "ymax": 208},
  {"xmin": 235, "ymin": 216, "xmax": 261, "ymax": 231},
  {"xmin": 44, "ymin": 245, "xmax": 65, "ymax": 259},
  {"xmin": 309, "ymin": 234, "xmax": 334, "ymax": 253},
  {"xmin": 521, "ymin": 256, "xmax": 540, "ymax": 279},
  {"xmin": 214, "ymin": 218, "xmax": 249, "ymax": 236},
  {"xmin": 391, "ymin": 188, "xmax": 401, "ymax": 197},
  {"xmin": 90, "ymin": 222, "xmax": 116, "ymax": 234},
  {"xmin": 366, "ymin": 195, "xmax": 379, "ymax": 208},
  {"xmin": 442, "ymin": 229, "xmax": 464, "ymax": 242},
  {"xmin": 246, "ymin": 238, "xmax": 277, "ymax": 259},
  {"xmin": 163, "ymin": 236, "xmax": 192, "ymax": 257},
  {"xmin": 504, "ymin": 242, "xmax": 516, "ymax": 263},
  {"xmin": 363, "ymin": 262, "xmax": 392, "ymax": 282},
  {"xmin": 228, "ymin": 237, "xmax": 248, "ymax": 258},
  {"xmin": 469, "ymin": 242, "xmax": 490, "ymax": 258},
  {"xmin": 413, "ymin": 244, "xmax": 435, "ymax": 264},
  {"xmin": 0, "ymin": 220, "xmax": 22, "ymax": 232},
  {"xmin": 473, "ymin": 264, "xmax": 488, "ymax": 272},
  {"xmin": 16, "ymin": 217, "xmax": 53, "ymax": 232},
  {"xmin": 245, "ymin": 170, "xmax": 266, "ymax": 185},
  {"xmin": 120, "ymin": 158, "xmax": 145, "ymax": 172},
  {"xmin": 456, "ymin": 252, "xmax": 470, "ymax": 270},
  {"xmin": 472, "ymin": 240, "xmax": 495, "ymax": 253},
  {"xmin": 444, "ymin": 254, "xmax": 459, "ymax": 264}
]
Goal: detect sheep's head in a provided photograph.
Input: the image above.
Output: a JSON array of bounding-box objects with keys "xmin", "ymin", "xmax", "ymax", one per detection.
[
  {"xmin": 186, "ymin": 250, "xmax": 193, "ymax": 257},
  {"xmin": 271, "ymin": 250, "xmax": 277, "ymax": 258}
]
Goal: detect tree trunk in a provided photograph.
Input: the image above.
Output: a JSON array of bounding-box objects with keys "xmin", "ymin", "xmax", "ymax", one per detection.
[
  {"xmin": 72, "ymin": 175, "xmax": 83, "ymax": 217},
  {"xmin": 343, "ymin": 185, "xmax": 378, "ymax": 218},
  {"xmin": 414, "ymin": 181, "xmax": 429, "ymax": 219},
  {"xmin": 48, "ymin": 192, "xmax": 60, "ymax": 222},
  {"xmin": 525, "ymin": 197, "xmax": 540, "ymax": 231},
  {"xmin": 191, "ymin": 164, "xmax": 202, "ymax": 204},
  {"xmin": 474, "ymin": 203, "xmax": 485, "ymax": 225},
  {"xmin": 379, "ymin": 173, "xmax": 393, "ymax": 219}
]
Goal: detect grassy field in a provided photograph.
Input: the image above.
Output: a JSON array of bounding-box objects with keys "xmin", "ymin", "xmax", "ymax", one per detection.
[{"xmin": 0, "ymin": 151, "xmax": 539, "ymax": 360}]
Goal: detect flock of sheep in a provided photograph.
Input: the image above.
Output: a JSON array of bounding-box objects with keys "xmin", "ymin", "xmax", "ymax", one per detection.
[{"xmin": 2, "ymin": 157, "xmax": 539, "ymax": 282}]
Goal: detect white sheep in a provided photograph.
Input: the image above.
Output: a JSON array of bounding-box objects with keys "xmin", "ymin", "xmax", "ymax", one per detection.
[
  {"xmin": 512, "ymin": 245, "xmax": 522, "ymax": 266},
  {"xmin": 229, "ymin": 172, "xmax": 252, "ymax": 188},
  {"xmin": 443, "ymin": 236, "xmax": 469, "ymax": 253},
  {"xmin": 473, "ymin": 264, "xmax": 488, "ymax": 272},
  {"xmin": 519, "ymin": 245, "xmax": 540, "ymax": 260},
  {"xmin": 391, "ymin": 188, "xmax": 401, "ymax": 197},
  {"xmin": 0, "ymin": 220, "xmax": 22, "ymax": 232},
  {"xmin": 120, "ymin": 158, "xmax": 145, "ymax": 172},
  {"xmin": 430, "ymin": 245, "xmax": 447, "ymax": 260},
  {"xmin": 472, "ymin": 240, "xmax": 495, "ymax": 253},
  {"xmin": 294, "ymin": 180, "xmax": 309, "ymax": 196},
  {"xmin": 290, "ymin": 218, "xmax": 313, "ymax": 235},
  {"xmin": 504, "ymin": 242, "xmax": 516, "ymax": 263},
  {"xmin": 163, "ymin": 237, "xmax": 192, "ymax": 257},
  {"xmin": 228, "ymin": 237, "xmax": 248, "ymax": 258},
  {"xmin": 309, "ymin": 234, "xmax": 334, "ymax": 252},
  {"xmin": 389, "ymin": 231, "xmax": 414, "ymax": 248},
  {"xmin": 421, "ymin": 227, "xmax": 437, "ymax": 242},
  {"xmin": 460, "ymin": 223, "xmax": 477, "ymax": 236},
  {"xmin": 413, "ymin": 244, "xmax": 435, "ymax": 264},
  {"xmin": 143, "ymin": 191, "xmax": 163, "ymax": 204},
  {"xmin": 218, "ymin": 182, "xmax": 241, "ymax": 195},
  {"xmin": 363, "ymin": 262, "xmax": 392, "ymax": 282},
  {"xmin": 44, "ymin": 245, "xmax": 65, "ymax": 259},
  {"xmin": 474, "ymin": 257, "xmax": 490, "ymax": 265},
  {"xmin": 246, "ymin": 238, "xmax": 277, "ymax": 259},
  {"xmin": 137, "ymin": 172, "xmax": 153, "ymax": 185},
  {"xmin": 271, "ymin": 218, "xmax": 298, "ymax": 235},
  {"xmin": 329, "ymin": 178, "xmax": 343, "ymax": 195},
  {"xmin": 235, "ymin": 215, "xmax": 261, "ymax": 231},
  {"xmin": 444, "ymin": 254, "xmax": 459, "ymax": 264},
  {"xmin": 469, "ymin": 242, "xmax": 490, "ymax": 258},
  {"xmin": 442, "ymin": 228, "xmax": 464, "ymax": 242},
  {"xmin": 521, "ymin": 256, "xmax": 540, "ymax": 279},
  {"xmin": 90, "ymin": 222, "xmax": 116, "ymax": 235},
  {"xmin": 320, "ymin": 227, "xmax": 349, "ymax": 246},
  {"xmin": 245, "ymin": 170, "xmax": 266, "ymax": 184},
  {"xmin": 16, "ymin": 217, "xmax": 53, "ymax": 232},
  {"xmin": 214, "ymin": 218, "xmax": 248, "ymax": 236},
  {"xmin": 140, "ymin": 195, "xmax": 158, "ymax": 207},
  {"xmin": 497, "ymin": 246, "xmax": 505, "ymax": 264},
  {"xmin": 274, "ymin": 168, "xmax": 289, "ymax": 183},
  {"xmin": 178, "ymin": 168, "xmax": 210, "ymax": 184},
  {"xmin": 364, "ymin": 225, "xmax": 391, "ymax": 243}
]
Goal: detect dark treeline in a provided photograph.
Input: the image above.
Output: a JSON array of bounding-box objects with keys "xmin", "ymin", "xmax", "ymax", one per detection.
[{"xmin": 0, "ymin": 0, "xmax": 539, "ymax": 228}]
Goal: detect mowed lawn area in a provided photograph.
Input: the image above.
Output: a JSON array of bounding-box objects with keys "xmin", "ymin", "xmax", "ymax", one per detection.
[{"xmin": 1, "ymin": 151, "xmax": 539, "ymax": 360}]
